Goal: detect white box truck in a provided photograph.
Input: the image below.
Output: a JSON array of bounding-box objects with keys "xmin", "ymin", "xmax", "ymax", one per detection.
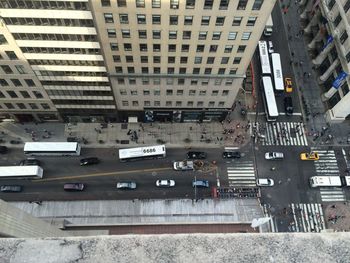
[{"xmin": 264, "ymin": 15, "xmax": 273, "ymax": 37}]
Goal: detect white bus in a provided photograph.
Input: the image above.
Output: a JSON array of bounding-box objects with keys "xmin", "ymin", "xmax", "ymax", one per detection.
[
  {"xmin": 262, "ymin": 76, "xmax": 279, "ymax": 121},
  {"xmin": 119, "ymin": 145, "xmax": 166, "ymax": 162},
  {"xmin": 258, "ymin": 41, "xmax": 271, "ymax": 76},
  {"xmin": 24, "ymin": 142, "xmax": 81, "ymax": 156},
  {"xmin": 271, "ymin": 53, "xmax": 284, "ymax": 92},
  {"xmin": 0, "ymin": 166, "xmax": 43, "ymax": 179}
]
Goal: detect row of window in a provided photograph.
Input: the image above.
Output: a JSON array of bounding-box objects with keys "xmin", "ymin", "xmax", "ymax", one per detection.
[
  {"xmin": 328, "ymin": 0, "xmax": 350, "ymax": 13},
  {"xmin": 115, "ymin": 66, "xmax": 240, "ymax": 74},
  {"xmin": 3, "ymin": 17, "xmax": 94, "ymax": 28},
  {"xmin": 116, "ymin": 78, "xmax": 235, "ymax": 86},
  {"xmin": 107, "ymin": 28, "xmax": 251, "ymax": 41},
  {"xmin": 41, "ymin": 81, "xmax": 111, "ymax": 87},
  {"xmin": 0, "ymin": 64, "xmax": 26, "ymax": 74},
  {"xmin": 102, "ymin": 0, "xmax": 264, "ymax": 11},
  {"xmin": 13, "ymin": 33, "xmax": 98, "ymax": 42},
  {"xmin": 21, "ymin": 47, "xmax": 101, "ymax": 55},
  {"xmin": 46, "ymin": 90, "xmax": 113, "ymax": 96},
  {"xmin": 0, "ymin": 51, "xmax": 18, "ymax": 60},
  {"xmin": 104, "ymin": 13, "xmax": 257, "ymax": 27},
  {"xmin": 0, "ymin": 101, "xmax": 51, "ymax": 110},
  {"xmin": 0, "ymin": 89, "xmax": 43, "ymax": 99},
  {"xmin": 121, "ymin": 100, "xmax": 227, "ymax": 107},
  {"xmin": 28, "ymin": 59, "xmax": 105, "ymax": 67},
  {"xmin": 0, "ymin": 0, "xmax": 89, "ymax": 10},
  {"xmin": 120, "ymin": 89, "xmax": 230, "ymax": 96},
  {"xmin": 0, "ymin": 78, "xmax": 35, "ymax": 87},
  {"xmin": 37, "ymin": 71, "xmax": 107, "ymax": 77}
]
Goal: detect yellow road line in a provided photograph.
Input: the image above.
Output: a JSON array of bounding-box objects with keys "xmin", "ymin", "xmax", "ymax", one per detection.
[{"xmin": 34, "ymin": 167, "xmax": 172, "ymax": 182}]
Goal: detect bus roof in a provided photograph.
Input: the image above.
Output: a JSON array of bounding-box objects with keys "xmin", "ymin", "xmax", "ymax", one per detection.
[
  {"xmin": 271, "ymin": 53, "xmax": 284, "ymax": 91},
  {"xmin": 0, "ymin": 166, "xmax": 42, "ymax": 177},
  {"xmin": 24, "ymin": 142, "xmax": 78, "ymax": 152},
  {"xmin": 119, "ymin": 145, "xmax": 166, "ymax": 159},
  {"xmin": 258, "ymin": 41, "xmax": 271, "ymax": 75},
  {"xmin": 262, "ymin": 76, "xmax": 279, "ymax": 117}
]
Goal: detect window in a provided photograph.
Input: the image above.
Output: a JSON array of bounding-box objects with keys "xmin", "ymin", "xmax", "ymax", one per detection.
[
  {"xmin": 194, "ymin": 57, "xmax": 202, "ymax": 64},
  {"xmin": 193, "ymin": 68, "xmax": 200, "ymax": 74},
  {"xmin": 169, "ymin": 31, "xmax": 177, "ymax": 39},
  {"xmin": 242, "ymin": 32, "xmax": 251, "ymax": 40},
  {"xmin": 228, "ymin": 32, "xmax": 237, "ymax": 40},
  {"xmin": 126, "ymin": 56, "xmax": 133, "ymax": 62},
  {"xmin": 169, "ymin": 44, "xmax": 176, "ymax": 52},
  {"xmin": 168, "ymin": 67, "xmax": 175, "ymax": 74},
  {"xmin": 346, "ymin": 51, "xmax": 350, "ymax": 63},
  {"xmin": 170, "ymin": 15, "xmax": 178, "ymax": 25},
  {"xmin": 247, "ymin": 17, "xmax": 257, "ymax": 26},
  {"xmin": 216, "ymin": 17, "xmax": 225, "ymax": 26},
  {"xmin": 29, "ymin": 103, "xmax": 38, "ymax": 109},
  {"xmin": 154, "ymin": 101, "xmax": 160, "ymax": 106},
  {"xmin": 179, "ymin": 68, "xmax": 186, "ymax": 74},
  {"xmin": 138, "ymin": 30, "xmax": 147, "ymax": 39},
  {"xmin": 197, "ymin": 101, "xmax": 204, "ymax": 107},
  {"xmin": 222, "ymin": 90, "xmax": 229, "ymax": 96},
  {"xmin": 168, "ymin": 56, "xmax": 176, "ymax": 63},
  {"xmin": 131, "ymin": 90, "xmax": 138, "ymax": 95},
  {"xmin": 152, "ymin": 0, "xmax": 161, "ymax": 7},
  {"xmin": 237, "ymin": 0, "xmax": 248, "ymax": 10},
  {"xmin": 142, "ymin": 67, "xmax": 149, "ymax": 73},
  {"xmin": 11, "ymin": 79, "xmax": 22, "ymax": 86},
  {"xmin": 229, "ymin": 68, "xmax": 237, "ymax": 75},
  {"xmin": 167, "ymin": 78, "xmax": 174, "ymax": 84},
  {"xmin": 219, "ymin": 0, "xmax": 229, "ymax": 9},
  {"xmin": 17, "ymin": 103, "xmax": 26, "ymax": 109},
  {"xmin": 202, "ymin": 79, "xmax": 209, "ymax": 85},
  {"xmin": 207, "ymin": 57, "xmax": 215, "ymax": 64},
  {"xmin": 143, "ymin": 89, "xmax": 150, "ymax": 95},
  {"xmin": 117, "ymin": 0, "xmax": 127, "ymax": 7},
  {"xmin": 214, "ymin": 79, "xmax": 222, "ymax": 85},
  {"xmin": 33, "ymin": 91, "xmax": 43, "ymax": 98},
  {"xmin": 218, "ymin": 68, "xmax": 225, "ymax": 74},
  {"xmin": 166, "ymin": 90, "xmax": 173, "ymax": 95},
  {"xmin": 5, "ymin": 103, "xmax": 14, "ymax": 109},
  {"xmin": 186, "ymin": 0, "xmax": 195, "ymax": 9},
  {"xmin": 197, "ymin": 45, "xmax": 205, "ymax": 52},
  {"xmin": 178, "ymin": 79, "xmax": 185, "ymax": 85},
  {"xmin": 170, "ymin": 0, "xmax": 179, "ymax": 9},
  {"xmin": 181, "ymin": 45, "xmax": 189, "ymax": 52},
  {"xmin": 143, "ymin": 79, "xmax": 150, "ymax": 85},
  {"xmin": 212, "ymin": 32, "xmax": 221, "ymax": 40},
  {"xmin": 118, "ymin": 78, "xmax": 125, "ymax": 84},
  {"xmin": 153, "ymin": 56, "xmax": 161, "ymax": 63},
  {"xmin": 198, "ymin": 31, "xmax": 207, "ymax": 40},
  {"xmin": 17, "ymin": 65, "xmax": 27, "ymax": 74},
  {"xmin": 201, "ymin": 16, "xmax": 210, "ymax": 25},
  {"xmin": 177, "ymin": 90, "xmax": 183, "ymax": 95},
  {"xmin": 124, "ymin": 43, "xmax": 132, "ymax": 51},
  {"xmin": 189, "ymin": 90, "xmax": 196, "ymax": 95},
  {"xmin": 187, "ymin": 101, "xmax": 194, "ymax": 107},
  {"xmin": 183, "ymin": 31, "xmax": 191, "ymax": 39},
  {"xmin": 20, "ymin": 91, "xmax": 30, "ymax": 98},
  {"xmin": 122, "ymin": 30, "xmax": 131, "ymax": 38},
  {"xmin": 232, "ymin": 17, "xmax": 242, "ymax": 26},
  {"xmin": 175, "ymin": 101, "xmax": 182, "ymax": 106},
  {"xmin": 137, "ymin": 15, "xmax": 146, "ymax": 24},
  {"xmin": 224, "ymin": 45, "xmax": 233, "ymax": 53},
  {"xmin": 345, "ymin": 0, "xmax": 350, "ymax": 13},
  {"xmin": 152, "ymin": 15, "xmax": 161, "ymax": 24},
  {"xmin": 180, "ymin": 57, "xmax": 188, "ymax": 63},
  {"xmin": 129, "ymin": 78, "xmax": 136, "ymax": 84},
  {"xmin": 153, "ymin": 44, "xmax": 161, "ymax": 52},
  {"xmin": 128, "ymin": 67, "xmax": 135, "ymax": 73},
  {"xmin": 327, "ymin": 0, "xmax": 335, "ymax": 9},
  {"xmin": 218, "ymin": 102, "xmax": 225, "ymax": 107},
  {"xmin": 113, "ymin": 55, "xmax": 121, "ymax": 62},
  {"xmin": 122, "ymin": 101, "xmax": 128, "ymax": 106},
  {"xmin": 110, "ymin": 43, "xmax": 118, "ymax": 51},
  {"xmin": 212, "ymin": 90, "xmax": 219, "ymax": 96},
  {"xmin": 5, "ymin": 51, "xmax": 18, "ymax": 60},
  {"xmin": 132, "ymin": 101, "xmax": 139, "ymax": 106},
  {"xmin": 120, "ymin": 14, "xmax": 129, "ymax": 24},
  {"xmin": 252, "ymin": 0, "xmax": 263, "ymax": 10},
  {"xmin": 208, "ymin": 101, "xmax": 215, "ymax": 107},
  {"xmin": 204, "ymin": 68, "xmax": 212, "ymax": 74},
  {"xmin": 233, "ymin": 57, "xmax": 241, "ymax": 64},
  {"xmin": 199, "ymin": 90, "xmax": 206, "ymax": 96},
  {"xmin": 153, "ymin": 78, "xmax": 161, "ymax": 84},
  {"xmin": 333, "ymin": 15, "xmax": 341, "ymax": 27},
  {"xmin": 237, "ymin": 45, "xmax": 246, "ymax": 53},
  {"xmin": 101, "ymin": 0, "xmax": 111, "ymax": 6},
  {"xmin": 154, "ymin": 67, "xmax": 161, "ymax": 74},
  {"xmin": 209, "ymin": 45, "xmax": 218, "ymax": 52},
  {"xmin": 0, "ymin": 34, "xmax": 7, "ymax": 45},
  {"xmin": 204, "ymin": 0, "xmax": 213, "ymax": 9},
  {"xmin": 221, "ymin": 57, "xmax": 229, "ymax": 64},
  {"xmin": 1, "ymin": 65, "xmax": 13, "ymax": 74},
  {"xmin": 153, "ymin": 30, "xmax": 161, "ymax": 39},
  {"xmin": 144, "ymin": 101, "xmax": 151, "ymax": 106},
  {"xmin": 340, "ymin": 31, "xmax": 348, "ymax": 45},
  {"xmin": 107, "ymin": 29, "xmax": 116, "ymax": 38},
  {"xmin": 141, "ymin": 56, "xmax": 148, "ymax": 63},
  {"xmin": 104, "ymin": 13, "xmax": 114, "ymax": 23},
  {"xmin": 115, "ymin": 66, "xmax": 123, "ymax": 73},
  {"xmin": 0, "ymin": 79, "xmax": 8, "ymax": 86},
  {"xmin": 136, "ymin": 0, "xmax": 145, "ymax": 7},
  {"xmin": 140, "ymin": 43, "xmax": 147, "ymax": 51},
  {"xmin": 184, "ymin": 16, "xmax": 193, "ymax": 25},
  {"xmin": 7, "ymin": 91, "xmax": 18, "ymax": 98}
]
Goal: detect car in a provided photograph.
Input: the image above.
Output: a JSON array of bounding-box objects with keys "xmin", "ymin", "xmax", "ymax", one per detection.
[
  {"xmin": 192, "ymin": 180, "xmax": 209, "ymax": 188},
  {"xmin": 173, "ymin": 161, "xmax": 194, "ymax": 171},
  {"xmin": 256, "ymin": 178, "xmax": 274, "ymax": 187},
  {"xmin": 284, "ymin": 96, "xmax": 293, "ymax": 116},
  {"xmin": 0, "ymin": 146, "xmax": 8, "ymax": 154},
  {"xmin": 0, "ymin": 185, "xmax": 22, "ymax": 193},
  {"xmin": 80, "ymin": 157, "xmax": 99, "ymax": 166},
  {"xmin": 222, "ymin": 151, "xmax": 241, "ymax": 159},
  {"xmin": 19, "ymin": 158, "xmax": 41, "ymax": 166},
  {"xmin": 116, "ymin": 181, "xmax": 137, "ymax": 190},
  {"xmin": 264, "ymin": 152, "xmax": 284, "ymax": 160},
  {"xmin": 300, "ymin": 152, "xmax": 319, "ymax": 161},
  {"xmin": 156, "ymin": 180, "xmax": 175, "ymax": 187},
  {"xmin": 187, "ymin": 151, "xmax": 207, "ymax": 159},
  {"xmin": 285, "ymin": 77, "xmax": 293, "ymax": 93},
  {"xmin": 268, "ymin": 41, "xmax": 274, "ymax": 54},
  {"xmin": 63, "ymin": 183, "xmax": 85, "ymax": 191}
]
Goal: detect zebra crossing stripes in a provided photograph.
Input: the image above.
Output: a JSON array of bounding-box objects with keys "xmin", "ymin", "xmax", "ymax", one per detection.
[
  {"xmin": 290, "ymin": 203, "xmax": 325, "ymax": 232},
  {"xmin": 262, "ymin": 122, "xmax": 308, "ymax": 146},
  {"xmin": 227, "ymin": 161, "xmax": 256, "ymax": 187},
  {"xmin": 263, "ymin": 204, "xmax": 277, "ymax": 232},
  {"xmin": 319, "ymin": 188, "xmax": 346, "ymax": 202}
]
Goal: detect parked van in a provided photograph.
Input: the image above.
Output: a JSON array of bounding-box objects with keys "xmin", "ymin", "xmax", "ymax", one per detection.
[{"xmin": 309, "ymin": 176, "xmax": 342, "ymax": 188}]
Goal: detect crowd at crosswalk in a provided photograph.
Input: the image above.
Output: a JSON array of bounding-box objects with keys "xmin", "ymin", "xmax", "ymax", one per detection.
[
  {"xmin": 312, "ymin": 148, "xmax": 346, "ymax": 202},
  {"xmin": 261, "ymin": 122, "xmax": 308, "ymax": 146}
]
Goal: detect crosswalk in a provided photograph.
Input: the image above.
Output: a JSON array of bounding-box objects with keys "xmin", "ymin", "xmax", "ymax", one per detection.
[
  {"xmin": 262, "ymin": 122, "xmax": 308, "ymax": 146},
  {"xmin": 313, "ymin": 148, "xmax": 346, "ymax": 202}
]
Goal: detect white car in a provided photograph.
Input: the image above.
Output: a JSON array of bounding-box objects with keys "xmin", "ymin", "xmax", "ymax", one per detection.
[
  {"xmin": 268, "ymin": 41, "xmax": 274, "ymax": 54},
  {"xmin": 173, "ymin": 161, "xmax": 194, "ymax": 171},
  {"xmin": 156, "ymin": 180, "xmax": 175, "ymax": 187},
  {"xmin": 265, "ymin": 152, "xmax": 284, "ymax": 160},
  {"xmin": 256, "ymin": 178, "xmax": 274, "ymax": 187}
]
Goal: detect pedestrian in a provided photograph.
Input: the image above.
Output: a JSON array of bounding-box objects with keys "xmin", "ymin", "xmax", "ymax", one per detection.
[
  {"xmin": 290, "ymin": 60, "xmax": 293, "ymax": 65},
  {"xmin": 308, "ymin": 73, "xmax": 311, "ymax": 78},
  {"xmin": 303, "ymin": 72, "xmax": 307, "ymax": 77},
  {"xmin": 299, "ymin": 60, "xmax": 303, "ymax": 66},
  {"xmin": 287, "ymin": 24, "xmax": 291, "ymax": 30},
  {"xmin": 291, "ymin": 52, "xmax": 294, "ymax": 57},
  {"xmin": 283, "ymin": 7, "xmax": 288, "ymax": 14}
]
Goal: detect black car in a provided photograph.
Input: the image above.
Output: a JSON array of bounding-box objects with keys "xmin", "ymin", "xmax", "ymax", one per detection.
[
  {"xmin": 0, "ymin": 185, "xmax": 22, "ymax": 193},
  {"xmin": 187, "ymin": 151, "xmax": 207, "ymax": 159},
  {"xmin": 284, "ymin": 97, "xmax": 294, "ymax": 116},
  {"xmin": 19, "ymin": 158, "xmax": 41, "ymax": 166},
  {"xmin": 80, "ymin": 157, "xmax": 99, "ymax": 166},
  {"xmin": 222, "ymin": 151, "xmax": 241, "ymax": 159},
  {"xmin": 0, "ymin": 146, "xmax": 8, "ymax": 154}
]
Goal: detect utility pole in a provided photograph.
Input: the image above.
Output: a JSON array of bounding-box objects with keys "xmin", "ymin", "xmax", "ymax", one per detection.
[{"xmin": 194, "ymin": 174, "xmax": 197, "ymax": 202}]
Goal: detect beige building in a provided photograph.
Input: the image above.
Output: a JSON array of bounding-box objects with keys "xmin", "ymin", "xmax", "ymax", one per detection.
[
  {"xmin": 301, "ymin": 0, "xmax": 350, "ymax": 123},
  {"xmin": 0, "ymin": 0, "xmax": 275, "ymax": 123}
]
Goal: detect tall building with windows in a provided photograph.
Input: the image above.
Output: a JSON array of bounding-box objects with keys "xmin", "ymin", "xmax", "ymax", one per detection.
[{"xmin": 0, "ymin": 0, "xmax": 275, "ymax": 123}]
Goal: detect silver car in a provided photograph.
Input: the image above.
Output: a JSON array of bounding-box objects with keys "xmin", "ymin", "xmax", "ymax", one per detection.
[
  {"xmin": 156, "ymin": 180, "xmax": 175, "ymax": 187},
  {"xmin": 265, "ymin": 152, "xmax": 284, "ymax": 160},
  {"xmin": 116, "ymin": 182, "xmax": 137, "ymax": 190}
]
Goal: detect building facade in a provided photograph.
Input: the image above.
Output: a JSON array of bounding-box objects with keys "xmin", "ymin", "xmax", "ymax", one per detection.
[
  {"xmin": 301, "ymin": 0, "xmax": 350, "ymax": 123},
  {"xmin": 0, "ymin": 0, "xmax": 275, "ymax": 123}
]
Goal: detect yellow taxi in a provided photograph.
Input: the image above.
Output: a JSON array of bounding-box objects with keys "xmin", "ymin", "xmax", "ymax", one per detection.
[
  {"xmin": 300, "ymin": 152, "xmax": 319, "ymax": 161},
  {"xmin": 285, "ymin": 77, "xmax": 293, "ymax": 93}
]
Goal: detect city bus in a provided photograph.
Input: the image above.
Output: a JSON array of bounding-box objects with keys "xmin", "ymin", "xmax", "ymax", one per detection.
[
  {"xmin": 258, "ymin": 41, "xmax": 271, "ymax": 76},
  {"xmin": 271, "ymin": 53, "xmax": 284, "ymax": 93},
  {"xmin": 119, "ymin": 145, "xmax": 166, "ymax": 162},
  {"xmin": 24, "ymin": 142, "xmax": 81, "ymax": 156},
  {"xmin": 261, "ymin": 76, "xmax": 279, "ymax": 121},
  {"xmin": 0, "ymin": 166, "xmax": 43, "ymax": 179}
]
